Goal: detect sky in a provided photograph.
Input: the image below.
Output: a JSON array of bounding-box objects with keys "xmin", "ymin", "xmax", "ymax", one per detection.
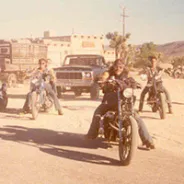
[{"xmin": 0, "ymin": 0, "xmax": 183, "ymax": 44}]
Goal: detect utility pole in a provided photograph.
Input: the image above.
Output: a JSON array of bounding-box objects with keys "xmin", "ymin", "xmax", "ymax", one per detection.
[
  {"xmin": 72, "ymin": 28, "xmax": 75, "ymax": 35},
  {"xmin": 120, "ymin": 6, "xmax": 129, "ymax": 37}
]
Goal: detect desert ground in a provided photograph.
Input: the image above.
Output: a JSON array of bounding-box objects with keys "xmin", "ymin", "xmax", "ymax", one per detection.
[{"xmin": 0, "ymin": 75, "xmax": 184, "ymax": 184}]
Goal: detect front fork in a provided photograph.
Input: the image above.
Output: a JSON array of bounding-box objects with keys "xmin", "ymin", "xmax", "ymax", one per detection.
[{"xmin": 117, "ymin": 89, "xmax": 123, "ymax": 141}]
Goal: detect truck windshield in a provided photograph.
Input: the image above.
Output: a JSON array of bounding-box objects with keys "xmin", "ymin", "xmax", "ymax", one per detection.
[
  {"xmin": 64, "ymin": 56, "xmax": 104, "ymax": 66},
  {"xmin": 0, "ymin": 46, "xmax": 10, "ymax": 56}
]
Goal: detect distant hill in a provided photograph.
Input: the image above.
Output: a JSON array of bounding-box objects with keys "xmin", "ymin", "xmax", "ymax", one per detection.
[{"xmin": 157, "ymin": 41, "xmax": 184, "ymax": 58}]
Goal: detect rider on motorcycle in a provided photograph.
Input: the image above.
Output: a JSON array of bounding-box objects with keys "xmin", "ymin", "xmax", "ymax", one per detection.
[
  {"xmin": 139, "ymin": 55, "xmax": 173, "ymax": 113},
  {"xmin": 22, "ymin": 58, "xmax": 63, "ymax": 115},
  {"xmin": 85, "ymin": 59, "xmax": 155, "ymax": 149}
]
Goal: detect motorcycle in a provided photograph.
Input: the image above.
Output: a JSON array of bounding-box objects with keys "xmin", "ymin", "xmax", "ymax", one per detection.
[
  {"xmin": 141, "ymin": 73, "xmax": 166, "ymax": 119},
  {"xmin": 173, "ymin": 67, "xmax": 184, "ymax": 79},
  {"xmin": 0, "ymin": 83, "xmax": 8, "ymax": 111},
  {"xmin": 98, "ymin": 78, "xmax": 139, "ymax": 166},
  {"xmin": 29, "ymin": 77, "xmax": 53, "ymax": 120}
]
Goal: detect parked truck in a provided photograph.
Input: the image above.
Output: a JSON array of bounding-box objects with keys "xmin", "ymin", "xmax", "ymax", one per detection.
[
  {"xmin": 54, "ymin": 54, "xmax": 107, "ymax": 99},
  {"xmin": 0, "ymin": 39, "xmax": 47, "ymax": 87}
]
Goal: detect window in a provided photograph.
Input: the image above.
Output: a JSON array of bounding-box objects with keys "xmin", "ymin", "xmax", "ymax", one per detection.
[{"xmin": 0, "ymin": 47, "xmax": 10, "ymax": 55}]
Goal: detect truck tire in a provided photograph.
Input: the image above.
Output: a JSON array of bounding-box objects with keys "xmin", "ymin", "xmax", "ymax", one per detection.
[
  {"xmin": 90, "ymin": 83, "xmax": 100, "ymax": 100},
  {"xmin": 74, "ymin": 90, "xmax": 82, "ymax": 97},
  {"xmin": 7, "ymin": 73, "xmax": 17, "ymax": 88}
]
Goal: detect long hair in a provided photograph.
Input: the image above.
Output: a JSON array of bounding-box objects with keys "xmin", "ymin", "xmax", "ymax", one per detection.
[{"xmin": 108, "ymin": 59, "xmax": 129, "ymax": 77}]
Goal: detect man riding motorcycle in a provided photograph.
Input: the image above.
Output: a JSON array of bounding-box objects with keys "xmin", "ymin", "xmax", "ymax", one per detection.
[
  {"xmin": 139, "ymin": 56, "xmax": 173, "ymax": 114},
  {"xmin": 85, "ymin": 59, "xmax": 155, "ymax": 149},
  {"xmin": 22, "ymin": 58, "xmax": 63, "ymax": 115}
]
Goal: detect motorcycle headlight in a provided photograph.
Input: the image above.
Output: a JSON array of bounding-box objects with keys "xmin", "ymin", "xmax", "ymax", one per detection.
[
  {"xmin": 123, "ymin": 88, "xmax": 133, "ymax": 98},
  {"xmin": 140, "ymin": 74, "xmax": 148, "ymax": 81}
]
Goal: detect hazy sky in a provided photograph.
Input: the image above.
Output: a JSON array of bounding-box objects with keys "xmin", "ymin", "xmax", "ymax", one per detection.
[{"xmin": 0, "ymin": 0, "xmax": 183, "ymax": 44}]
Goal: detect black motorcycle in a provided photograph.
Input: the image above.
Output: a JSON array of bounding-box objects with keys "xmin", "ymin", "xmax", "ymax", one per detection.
[
  {"xmin": 98, "ymin": 79, "xmax": 139, "ymax": 166},
  {"xmin": 29, "ymin": 77, "xmax": 53, "ymax": 120},
  {"xmin": 0, "ymin": 83, "xmax": 8, "ymax": 112},
  {"xmin": 141, "ymin": 73, "xmax": 166, "ymax": 119}
]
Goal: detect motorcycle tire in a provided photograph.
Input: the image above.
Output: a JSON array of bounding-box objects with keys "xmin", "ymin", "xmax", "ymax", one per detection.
[
  {"xmin": 158, "ymin": 93, "xmax": 166, "ymax": 119},
  {"xmin": 119, "ymin": 116, "xmax": 137, "ymax": 166},
  {"xmin": 152, "ymin": 104, "xmax": 157, "ymax": 112},
  {"xmin": 31, "ymin": 91, "xmax": 39, "ymax": 120},
  {"xmin": 0, "ymin": 98, "xmax": 6, "ymax": 111}
]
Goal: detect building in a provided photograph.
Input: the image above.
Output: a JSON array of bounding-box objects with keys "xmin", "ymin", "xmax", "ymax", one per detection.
[
  {"xmin": 43, "ymin": 31, "xmax": 107, "ymax": 66},
  {"xmin": 2, "ymin": 31, "xmax": 116, "ymax": 68},
  {"xmin": 103, "ymin": 45, "xmax": 116, "ymax": 64}
]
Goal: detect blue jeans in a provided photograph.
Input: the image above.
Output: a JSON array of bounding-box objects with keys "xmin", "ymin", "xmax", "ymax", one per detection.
[
  {"xmin": 23, "ymin": 83, "xmax": 62, "ymax": 112},
  {"xmin": 87, "ymin": 103, "xmax": 153, "ymax": 144}
]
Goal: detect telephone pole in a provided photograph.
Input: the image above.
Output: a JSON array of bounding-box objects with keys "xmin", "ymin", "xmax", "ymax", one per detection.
[
  {"xmin": 72, "ymin": 28, "xmax": 75, "ymax": 35},
  {"xmin": 120, "ymin": 6, "xmax": 129, "ymax": 37}
]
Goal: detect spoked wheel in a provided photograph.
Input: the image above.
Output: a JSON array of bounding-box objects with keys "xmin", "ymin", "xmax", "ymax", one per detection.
[
  {"xmin": 119, "ymin": 116, "xmax": 137, "ymax": 166},
  {"xmin": 158, "ymin": 93, "xmax": 166, "ymax": 119},
  {"xmin": 31, "ymin": 92, "xmax": 40, "ymax": 120}
]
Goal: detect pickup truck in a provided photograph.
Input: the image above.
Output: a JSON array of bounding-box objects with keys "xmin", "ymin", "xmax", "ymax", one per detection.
[{"xmin": 54, "ymin": 54, "xmax": 107, "ymax": 99}]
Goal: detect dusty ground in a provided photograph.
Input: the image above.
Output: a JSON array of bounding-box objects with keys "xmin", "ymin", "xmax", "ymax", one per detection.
[{"xmin": 0, "ymin": 76, "xmax": 184, "ymax": 184}]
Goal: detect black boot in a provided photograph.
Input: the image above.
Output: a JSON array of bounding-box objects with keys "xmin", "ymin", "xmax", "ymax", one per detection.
[{"xmin": 58, "ymin": 109, "xmax": 63, "ymax": 115}]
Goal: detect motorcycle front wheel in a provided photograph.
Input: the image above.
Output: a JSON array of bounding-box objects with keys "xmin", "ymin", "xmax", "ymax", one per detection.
[
  {"xmin": 158, "ymin": 93, "xmax": 166, "ymax": 119},
  {"xmin": 31, "ymin": 91, "xmax": 40, "ymax": 120},
  {"xmin": 119, "ymin": 116, "xmax": 137, "ymax": 166}
]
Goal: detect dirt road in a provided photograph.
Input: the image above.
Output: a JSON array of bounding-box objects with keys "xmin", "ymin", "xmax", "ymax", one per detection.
[{"xmin": 0, "ymin": 78, "xmax": 184, "ymax": 184}]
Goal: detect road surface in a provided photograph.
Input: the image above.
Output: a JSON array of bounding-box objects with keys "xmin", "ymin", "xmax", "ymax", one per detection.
[{"xmin": 0, "ymin": 78, "xmax": 184, "ymax": 184}]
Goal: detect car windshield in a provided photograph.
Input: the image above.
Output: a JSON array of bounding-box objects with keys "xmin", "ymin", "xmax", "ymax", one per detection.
[{"xmin": 64, "ymin": 56, "xmax": 104, "ymax": 66}]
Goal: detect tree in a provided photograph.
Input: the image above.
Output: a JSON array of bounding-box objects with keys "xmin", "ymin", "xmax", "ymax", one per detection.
[
  {"xmin": 134, "ymin": 42, "xmax": 158, "ymax": 67},
  {"xmin": 106, "ymin": 32, "xmax": 131, "ymax": 60},
  {"xmin": 171, "ymin": 56, "xmax": 184, "ymax": 67}
]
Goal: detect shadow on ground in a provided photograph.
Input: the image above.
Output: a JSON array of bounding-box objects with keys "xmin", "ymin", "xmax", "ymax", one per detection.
[
  {"xmin": 140, "ymin": 116, "xmax": 159, "ymax": 120},
  {"xmin": 40, "ymin": 147, "xmax": 120, "ymax": 166},
  {"xmin": 8, "ymin": 94, "xmax": 26, "ymax": 99},
  {"xmin": 0, "ymin": 108, "xmax": 31, "ymax": 120},
  {"xmin": 172, "ymin": 102, "xmax": 184, "ymax": 106},
  {"xmin": 0, "ymin": 125, "xmax": 121, "ymax": 166}
]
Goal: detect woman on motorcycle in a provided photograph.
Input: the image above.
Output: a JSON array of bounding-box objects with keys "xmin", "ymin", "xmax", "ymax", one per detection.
[
  {"xmin": 139, "ymin": 55, "xmax": 173, "ymax": 113},
  {"xmin": 22, "ymin": 58, "xmax": 63, "ymax": 115},
  {"xmin": 85, "ymin": 59, "xmax": 155, "ymax": 149}
]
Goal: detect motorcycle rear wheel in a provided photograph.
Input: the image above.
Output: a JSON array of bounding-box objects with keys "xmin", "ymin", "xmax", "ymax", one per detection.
[
  {"xmin": 158, "ymin": 93, "xmax": 166, "ymax": 119},
  {"xmin": 119, "ymin": 116, "xmax": 137, "ymax": 166}
]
